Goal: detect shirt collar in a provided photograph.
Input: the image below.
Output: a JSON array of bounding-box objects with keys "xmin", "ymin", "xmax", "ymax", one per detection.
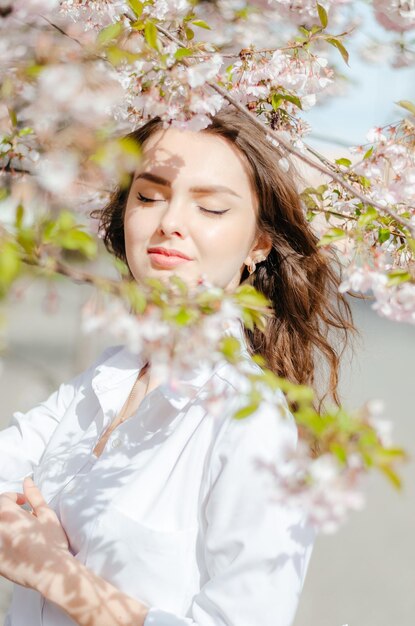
[{"xmin": 92, "ymin": 316, "xmax": 251, "ymax": 411}]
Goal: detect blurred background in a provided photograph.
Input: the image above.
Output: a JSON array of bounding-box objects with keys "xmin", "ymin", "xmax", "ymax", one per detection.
[{"xmin": 1, "ymin": 6, "xmax": 415, "ymax": 625}]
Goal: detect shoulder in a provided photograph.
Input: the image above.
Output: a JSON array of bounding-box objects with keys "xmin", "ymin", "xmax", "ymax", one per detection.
[{"xmin": 207, "ymin": 356, "xmax": 298, "ymax": 479}]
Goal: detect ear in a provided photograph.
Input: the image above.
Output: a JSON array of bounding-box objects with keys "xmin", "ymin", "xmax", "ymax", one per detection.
[{"xmin": 245, "ymin": 230, "xmax": 273, "ymax": 267}]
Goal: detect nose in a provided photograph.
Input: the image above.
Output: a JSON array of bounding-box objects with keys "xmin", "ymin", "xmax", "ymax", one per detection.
[{"xmin": 156, "ymin": 197, "xmax": 188, "ymax": 239}]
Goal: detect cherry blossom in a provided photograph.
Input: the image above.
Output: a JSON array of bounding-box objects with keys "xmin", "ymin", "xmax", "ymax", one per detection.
[
  {"xmin": 260, "ymin": 441, "xmax": 366, "ymax": 533},
  {"xmin": 373, "ymin": 0, "xmax": 415, "ymax": 31}
]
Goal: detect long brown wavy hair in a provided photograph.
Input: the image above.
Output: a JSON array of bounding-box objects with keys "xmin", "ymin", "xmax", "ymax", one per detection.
[{"xmin": 92, "ymin": 106, "xmax": 359, "ymax": 413}]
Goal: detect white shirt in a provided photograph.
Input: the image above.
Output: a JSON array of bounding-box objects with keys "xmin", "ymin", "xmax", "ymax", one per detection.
[{"xmin": 0, "ymin": 321, "xmax": 315, "ymax": 626}]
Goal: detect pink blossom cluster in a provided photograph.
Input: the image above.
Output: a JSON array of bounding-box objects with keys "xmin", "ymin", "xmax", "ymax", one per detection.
[
  {"xmin": 259, "ymin": 441, "xmax": 366, "ymax": 533},
  {"xmin": 59, "ymin": 0, "xmax": 191, "ymax": 29},
  {"xmin": 81, "ymin": 283, "xmax": 246, "ymax": 393},
  {"xmin": 359, "ymin": 38, "xmax": 415, "ymax": 68},
  {"xmin": 229, "ymin": 50, "xmax": 334, "ymax": 122},
  {"xmin": 141, "ymin": 0, "xmax": 190, "ymax": 21},
  {"xmin": 126, "ymin": 52, "xmax": 226, "ymax": 131},
  {"xmin": 59, "ymin": 0, "xmax": 129, "ymax": 29},
  {"xmin": 251, "ymin": 0, "xmax": 353, "ymax": 26},
  {"xmin": 373, "ymin": 0, "xmax": 415, "ymax": 32},
  {"xmin": 258, "ymin": 398, "xmax": 394, "ymax": 533},
  {"xmin": 352, "ymin": 125, "xmax": 415, "ymax": 207},
  {"xmin": 0, "ymin": 0, "xmax": 60, "ymax": 23},
  {"xmin": 232, "ymin": 50, "xmax": 334, "ymax": 103},
  {"xmin": 339, "ymin": 263, "xmax": 415, "ymax": 323}
]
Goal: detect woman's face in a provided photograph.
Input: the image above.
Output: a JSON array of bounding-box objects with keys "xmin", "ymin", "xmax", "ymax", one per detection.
[{"xmin": 124, "ymin": 127, "xmax": 270, "ymax": 290}]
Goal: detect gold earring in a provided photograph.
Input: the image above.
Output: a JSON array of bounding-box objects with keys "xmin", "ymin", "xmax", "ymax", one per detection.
[{"xmin": 248, "ymin": 261, "xmax": 256, "ymax": 275}]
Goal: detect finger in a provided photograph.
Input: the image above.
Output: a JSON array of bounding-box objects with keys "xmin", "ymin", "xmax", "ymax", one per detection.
[
  {"xmin": 23, "ymin": 477, "xmax": 48, "ymax": 516},
  {"xmin": 23, "ymin": 477, "xmax": 58, "ymax": 524},
  {"xmin": 1, "ymin": 491, "xmax": 27, "ymax": 504}
]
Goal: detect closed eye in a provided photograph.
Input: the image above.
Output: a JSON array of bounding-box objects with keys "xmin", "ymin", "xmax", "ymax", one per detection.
[{"xmin": 137, "ymin": 193, "xmax": 230, "ymax": 216}]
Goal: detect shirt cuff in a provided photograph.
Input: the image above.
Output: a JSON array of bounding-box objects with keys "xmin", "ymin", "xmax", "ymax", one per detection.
[{"xmin": 144, "ymin": 606, "xmax": 193, "ymax": 626}]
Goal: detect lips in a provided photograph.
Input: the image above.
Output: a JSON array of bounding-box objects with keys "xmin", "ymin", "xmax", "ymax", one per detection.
[
  {"xmin": 147, "ymin": 247, "xmax": 192, "ymax": 260},
  {"xmin": 147, "ymin": 246, "xmax": 193, "ymax": 269}
]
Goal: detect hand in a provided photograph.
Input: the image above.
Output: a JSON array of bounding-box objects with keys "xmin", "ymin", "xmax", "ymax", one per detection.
[{"xmin": 0, "ymin": 477, "xmax": 70, "ymax": 591}]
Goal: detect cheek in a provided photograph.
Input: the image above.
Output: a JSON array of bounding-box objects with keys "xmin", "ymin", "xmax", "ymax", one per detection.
[
  {"xmin": 124, "ymin": 210, "xmax": 151, "ymax": 248},
  {"xmin": 199, "ymin": 218, "xmax": 254, "ymax": 259}
]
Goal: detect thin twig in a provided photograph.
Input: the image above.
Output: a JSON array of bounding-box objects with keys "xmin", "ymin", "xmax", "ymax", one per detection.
[
  {"xmin": 1, "ymin": 162, "xmax": 32, "ymax": 176},
  {"xmin": 23, "ymin": 254, "xmax": 122, "ymax": 293}
]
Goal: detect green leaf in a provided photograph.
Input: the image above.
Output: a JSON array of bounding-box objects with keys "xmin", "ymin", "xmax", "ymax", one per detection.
[
  {"xmin": 0, "ymin": 241, "xmax": 21, "ymax": 297},
  {"xmin": 378, "ymin": 227, "xmax": 391, "ymax": 244},
  {"xmin": 59, "ymin": 230, "xmax": 97, "ymax": 259},
  {"xmin": 8, "ymin": 108, "xmax": 17, "ymax": 127},
  {"xmin": 97, "ymin": 21, "xmax": 123, "ymax": 46},
  {"xmin": 335, "ymin": 157, "xmax": 352, "ymax": 168},
  {"xmin": 25, "ymin": 64, "xmax": 43, "ymax": 79},
  {"xmin": 280, "ymin": 380, "xmax": 315, "ymax": 404},
  {"xmin": 174, "ymin": 48, "xmax": 193, "ymax": 60},
  {"xmin": 252, "ymin": 354, "xmax": 267, "ymax": 368},
  {"xmin": 185, "ymin": 27, "xmax": 194, "ymax": 40},
  {"xmin": 16, "ymin": 227, "xmax": 36, "ymax": 254},
  {"xmin": 235, "ymin": 6, "xmax": 250, "ymax": 19},
  {"xmin": 272, "ymin": 93, "xmax": 302, "ymax": 111},
  {"xmin": 42, "ymin": 211, "xmax": 97, "ymax": 259},
  {"xmin": 234, "ymin": 284, "xmax": 270, "ymax": 309},
  {"xmin": 284, "ymin": 93, "xmax": 303, "ymax": 109},
  {"xmin": 357, "ymin": 206, "xmax": 377, "ymax": 228},
  {"xmin": 363, "ymin": 146, "xmax": 374, "ymax": 160},
  {"xmin": 220, "ymin": 336, "xmax": 242, "ymax": 363},
  {"xmin": 144, "ymin": 20, "xmax": 159, "ymax": 50},
  {"xmin": 172, "ymin": 306, "xmax": 195, "ymax": 326},
  {"xmin": 386, "ymin": 269, "xmax": 412, "ymax": 287},
  {"xmin": 377, "ymin": 447, "xmax": 406, "ymax": 460},
  {"xmin": 378, "ymin": 464, "xmax": 402, "ymax": 489},
  {"xmin": 271, "ymin": 94, "xmax": 283, "ymax": 110},
  {"xmin": 326, "ymin": 37, "xmax": 349, "ymax": 66},
  {"xmin": 191, "ymin": 19, "xmax": 211, "ymax": 29},
  {"xmin": 407, "ymin": 238, "xmax": 415, "ymax": 254},
  {"xmin": 113, "ymin": 257, "xmax": 130, "ymax": 277},
  {"xmin": 359, "ymin": 176, "xmax": 371, "ymax": 188},
  {"xmin": 240, "ymin": 308, "xmax": 255, "ymax": 331},
  {"xmin": 106, "ymin": 46, "xmax": 142, "ymax": 66},
  {"xmin": 233, "ymin": 403, "xmax": 259, "ymax": 420},
  {"xmin": 15, "ymin": 204, "xmax": 24, "ymax": 229},
  {"xmin": 18, "ymin": 127, "xmax": 33, "ymax": 137},
  {"xmin": 128, "ymin": 0, "xmax": 143, "ymax": 17},
  {"xmin": 396, "ymin": 100, "xmax": 415, "ymax": 116},
  {"xmin": 131, "ymin": 20, "xmax": 145, "ymax": 30},
  {"xmin": 329, "ymin": 442, "xmax": 347, "ymax": 464},
  {"xmin": 316, "ymin": 227, "xmax": 348, "ymax": 247},
  {"xmin": 310, "ymin": 24, "xmax": 323, "ymax": 34},
  {"xmin": 169, "ymin": 275, "xmax": 188, "ymax": 295},
  {"xmin": 317, "ymin": 3, "xmax": 328, "ymax": 28},
  {"xmin": 123, "ymin": 282, "xmax": 147, "ymax": 313}
]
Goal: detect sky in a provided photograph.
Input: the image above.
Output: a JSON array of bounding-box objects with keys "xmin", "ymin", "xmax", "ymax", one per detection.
[{"xmin": 303, "ymin": 2, "xmax": 415, "ymax": 153}]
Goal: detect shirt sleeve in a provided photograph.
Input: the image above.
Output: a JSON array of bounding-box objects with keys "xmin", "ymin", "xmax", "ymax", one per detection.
[
  {"xmin": 143, "ymin": 396, "xmax": 316, "ymax": 626},
  {"xmin": 0, "ymin": 346, "xmax": 117, "ymax": 494}
]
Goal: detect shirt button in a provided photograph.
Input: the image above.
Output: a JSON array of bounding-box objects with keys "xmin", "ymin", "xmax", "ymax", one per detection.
[{"xmin": 111, "ymin": 437, "xmax": 122, "ymax": 449}]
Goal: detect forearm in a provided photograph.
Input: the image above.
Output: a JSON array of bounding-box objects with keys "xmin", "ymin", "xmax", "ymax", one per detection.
[{"xmin": 38, "ymin": 550, "xmax": 150, "ymax": 626}]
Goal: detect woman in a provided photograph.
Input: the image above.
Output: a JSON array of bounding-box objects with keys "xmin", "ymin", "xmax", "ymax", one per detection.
[{"xmin": 0, "ymin": 106, "xmax": 355, "ymax": 626}]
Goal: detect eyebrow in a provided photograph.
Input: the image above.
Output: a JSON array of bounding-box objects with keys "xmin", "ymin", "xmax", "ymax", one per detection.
[{"xmin": 134, "ymin": 172, "xmax": 242, "ymax": 199}]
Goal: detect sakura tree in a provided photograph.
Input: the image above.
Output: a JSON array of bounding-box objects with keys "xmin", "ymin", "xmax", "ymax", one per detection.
[{"xmin": 0, "ymin": 0, "xmax": 414, "ymax": 532}]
